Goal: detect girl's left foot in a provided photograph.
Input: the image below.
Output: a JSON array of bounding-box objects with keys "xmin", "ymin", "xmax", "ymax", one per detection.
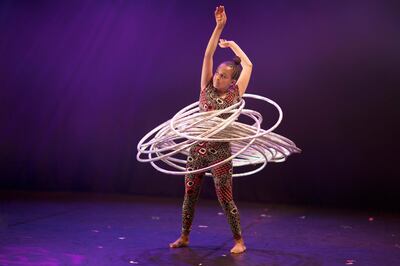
[
  {"xmin": 230, "ymin": 238, "xmax": 246, "ymax": 254},
  {"xmin": 169, "ymin": 235, "xmax": 189, "ymax": 248}
]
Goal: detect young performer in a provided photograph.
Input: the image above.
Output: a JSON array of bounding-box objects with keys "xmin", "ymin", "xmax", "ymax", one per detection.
[{"xmin": 169, "ymin": 5, "xmax": 252, "ymax": 254}]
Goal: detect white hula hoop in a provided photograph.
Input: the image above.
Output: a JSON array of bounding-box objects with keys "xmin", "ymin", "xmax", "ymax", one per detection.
[{"xmin": 136, "ymin": 93, "xmax": 301, "ymax": 177}]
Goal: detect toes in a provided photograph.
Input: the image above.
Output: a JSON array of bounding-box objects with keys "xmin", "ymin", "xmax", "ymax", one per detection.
[
  {"xmin": 169, "ymin": 240, "xmax": 189, "ymax": 248},
  {"xmin": 230, "ymin": 246, "xmax": 246, "ymax": 253}
]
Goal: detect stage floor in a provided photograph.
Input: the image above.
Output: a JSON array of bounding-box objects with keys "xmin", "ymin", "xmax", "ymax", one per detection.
[{"xmin": 0, "ymin": 191, "xmax": 399, "ymax": 266}]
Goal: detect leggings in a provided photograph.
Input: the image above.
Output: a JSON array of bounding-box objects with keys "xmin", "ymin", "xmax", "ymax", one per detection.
[{"xmin": 181, "ymin": 141, "xmax": 242, "ymax": 240}]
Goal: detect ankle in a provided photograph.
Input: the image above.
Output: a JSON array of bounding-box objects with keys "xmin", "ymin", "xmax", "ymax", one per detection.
[
  {"xmin": 180, "ymin": 234, "xmax": 189, "ymax": 240},
  {"xmin": 234, "ymin": 237, "xmax": 244, "ymax": 244}
]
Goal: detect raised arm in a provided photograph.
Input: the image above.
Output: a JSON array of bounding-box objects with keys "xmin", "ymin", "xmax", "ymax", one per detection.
[
  {"xmin": 219, "ymin": 39, "xmax": 253, "ymax": 97},
  {"xmin": 200, "ymin": 6, "xmax": 227, "ymax": 91}
]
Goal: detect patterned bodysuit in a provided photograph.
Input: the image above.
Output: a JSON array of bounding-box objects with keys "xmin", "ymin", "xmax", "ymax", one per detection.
[{"xmin": 181, "ymin": 78, "xmax": 243, "ymax": 240}]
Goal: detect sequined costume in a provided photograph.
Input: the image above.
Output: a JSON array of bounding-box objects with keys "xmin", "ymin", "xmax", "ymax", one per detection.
[{"xmin": 181, "ymin": 78, "xmax": 242, "ymax": 240}]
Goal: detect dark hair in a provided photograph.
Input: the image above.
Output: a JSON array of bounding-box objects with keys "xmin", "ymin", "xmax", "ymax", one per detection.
[{"xmin": 222, "ymin": 56, "xmax": 242, "ymax": 81}]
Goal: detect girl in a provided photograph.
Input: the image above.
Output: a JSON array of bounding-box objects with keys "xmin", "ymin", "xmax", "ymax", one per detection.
[{"xmin": 169, "ymin": 5, "xmax": 252, "ymax": 254}]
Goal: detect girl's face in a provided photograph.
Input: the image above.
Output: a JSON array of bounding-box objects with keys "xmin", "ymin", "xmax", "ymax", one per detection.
[{"xmin": 213, "ymin": 64, "xmax": 235, "ymax": 93}]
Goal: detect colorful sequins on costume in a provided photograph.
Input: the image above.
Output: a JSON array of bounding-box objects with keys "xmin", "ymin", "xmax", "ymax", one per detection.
[{"xmin": 181, "ymin": 79, "xmax": 243, "ymax": 240}]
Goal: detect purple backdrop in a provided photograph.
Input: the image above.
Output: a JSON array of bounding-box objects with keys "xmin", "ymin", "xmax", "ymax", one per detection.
[{"xmin": 1, "ymin": 0, "xmax": 399, "ymax": 210}]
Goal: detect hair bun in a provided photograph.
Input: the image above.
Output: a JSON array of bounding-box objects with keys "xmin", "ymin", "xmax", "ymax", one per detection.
[{"xmin": 233, "ymin": 56, "xmax": 241, "ymax": 65}]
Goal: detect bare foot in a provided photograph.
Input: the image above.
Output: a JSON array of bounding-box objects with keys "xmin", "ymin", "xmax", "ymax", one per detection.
[
  {"xmin": 169, "ymin": 236, "xmax": 189, "ymax": 248},
  {"xmin": 230, "ymin": 238, "xmax": 246, "ymax": 254}
]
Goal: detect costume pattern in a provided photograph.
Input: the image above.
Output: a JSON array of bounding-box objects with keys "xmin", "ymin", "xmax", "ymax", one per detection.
[{"xmin": 181, "ymin": 79, "xmax": 243, "ymax": 240}]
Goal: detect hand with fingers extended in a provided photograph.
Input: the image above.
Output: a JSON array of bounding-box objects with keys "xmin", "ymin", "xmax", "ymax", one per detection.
[
  {"xmin": 215, "ymin": 5, "xmax": 227, "ymax": 29},
  {"xmin": 218, "ymin": 38, "xmax": 234, "ymax": 48}
]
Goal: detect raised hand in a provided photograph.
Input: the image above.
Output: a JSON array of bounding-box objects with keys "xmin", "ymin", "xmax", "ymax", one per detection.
[
  {"xmin": 218, "ymin": 38, "xmax": 233, "ymax": 48},
  {"xmin": 215, "ymin": 5, "xmax": 227, "ymax": 28}
]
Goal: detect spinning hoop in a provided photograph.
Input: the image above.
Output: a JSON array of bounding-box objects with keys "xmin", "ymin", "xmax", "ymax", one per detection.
[{"xmin": 136, "ymin": 93, "xmax": 301, "ymax": 177}]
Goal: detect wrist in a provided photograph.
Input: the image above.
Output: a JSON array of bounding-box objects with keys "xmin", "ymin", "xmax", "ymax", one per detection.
[
  {"xmin": 215, "ymin": 24, "xmax": 225, "ymax": 30},
  {"xmin": 229, "ymin": 41, "xmax": 237, "ymax": 47}
]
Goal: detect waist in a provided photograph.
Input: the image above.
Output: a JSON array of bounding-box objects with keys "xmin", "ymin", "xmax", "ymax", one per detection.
[{"xmin": 193, "ymin": 141, "xmax": 230, "ymax": 148}]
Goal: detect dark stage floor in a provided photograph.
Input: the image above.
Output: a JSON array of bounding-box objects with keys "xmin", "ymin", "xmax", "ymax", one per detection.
[{"xmin": 0, "ymin": 191, "xmax": 399, "ymax": 266}]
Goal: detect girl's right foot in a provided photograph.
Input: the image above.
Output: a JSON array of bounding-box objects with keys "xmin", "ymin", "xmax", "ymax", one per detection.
[
  {"xmin": 169, "ymin": 236, "xmax": 189, "ymax": 248},
  {"xmin": 230, "ymin": 238, "xmax": 246, "ymax": 254}
]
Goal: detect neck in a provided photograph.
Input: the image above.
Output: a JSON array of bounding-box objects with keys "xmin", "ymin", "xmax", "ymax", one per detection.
[{"xmin": 216, "ymin": 89, "xmax": 225, "ymax": 96}]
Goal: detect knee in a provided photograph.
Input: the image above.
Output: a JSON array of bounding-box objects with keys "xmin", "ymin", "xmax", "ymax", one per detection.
[{"xmin": 215, "ymin": 183, "xmax": 233, "ymax": 203}]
